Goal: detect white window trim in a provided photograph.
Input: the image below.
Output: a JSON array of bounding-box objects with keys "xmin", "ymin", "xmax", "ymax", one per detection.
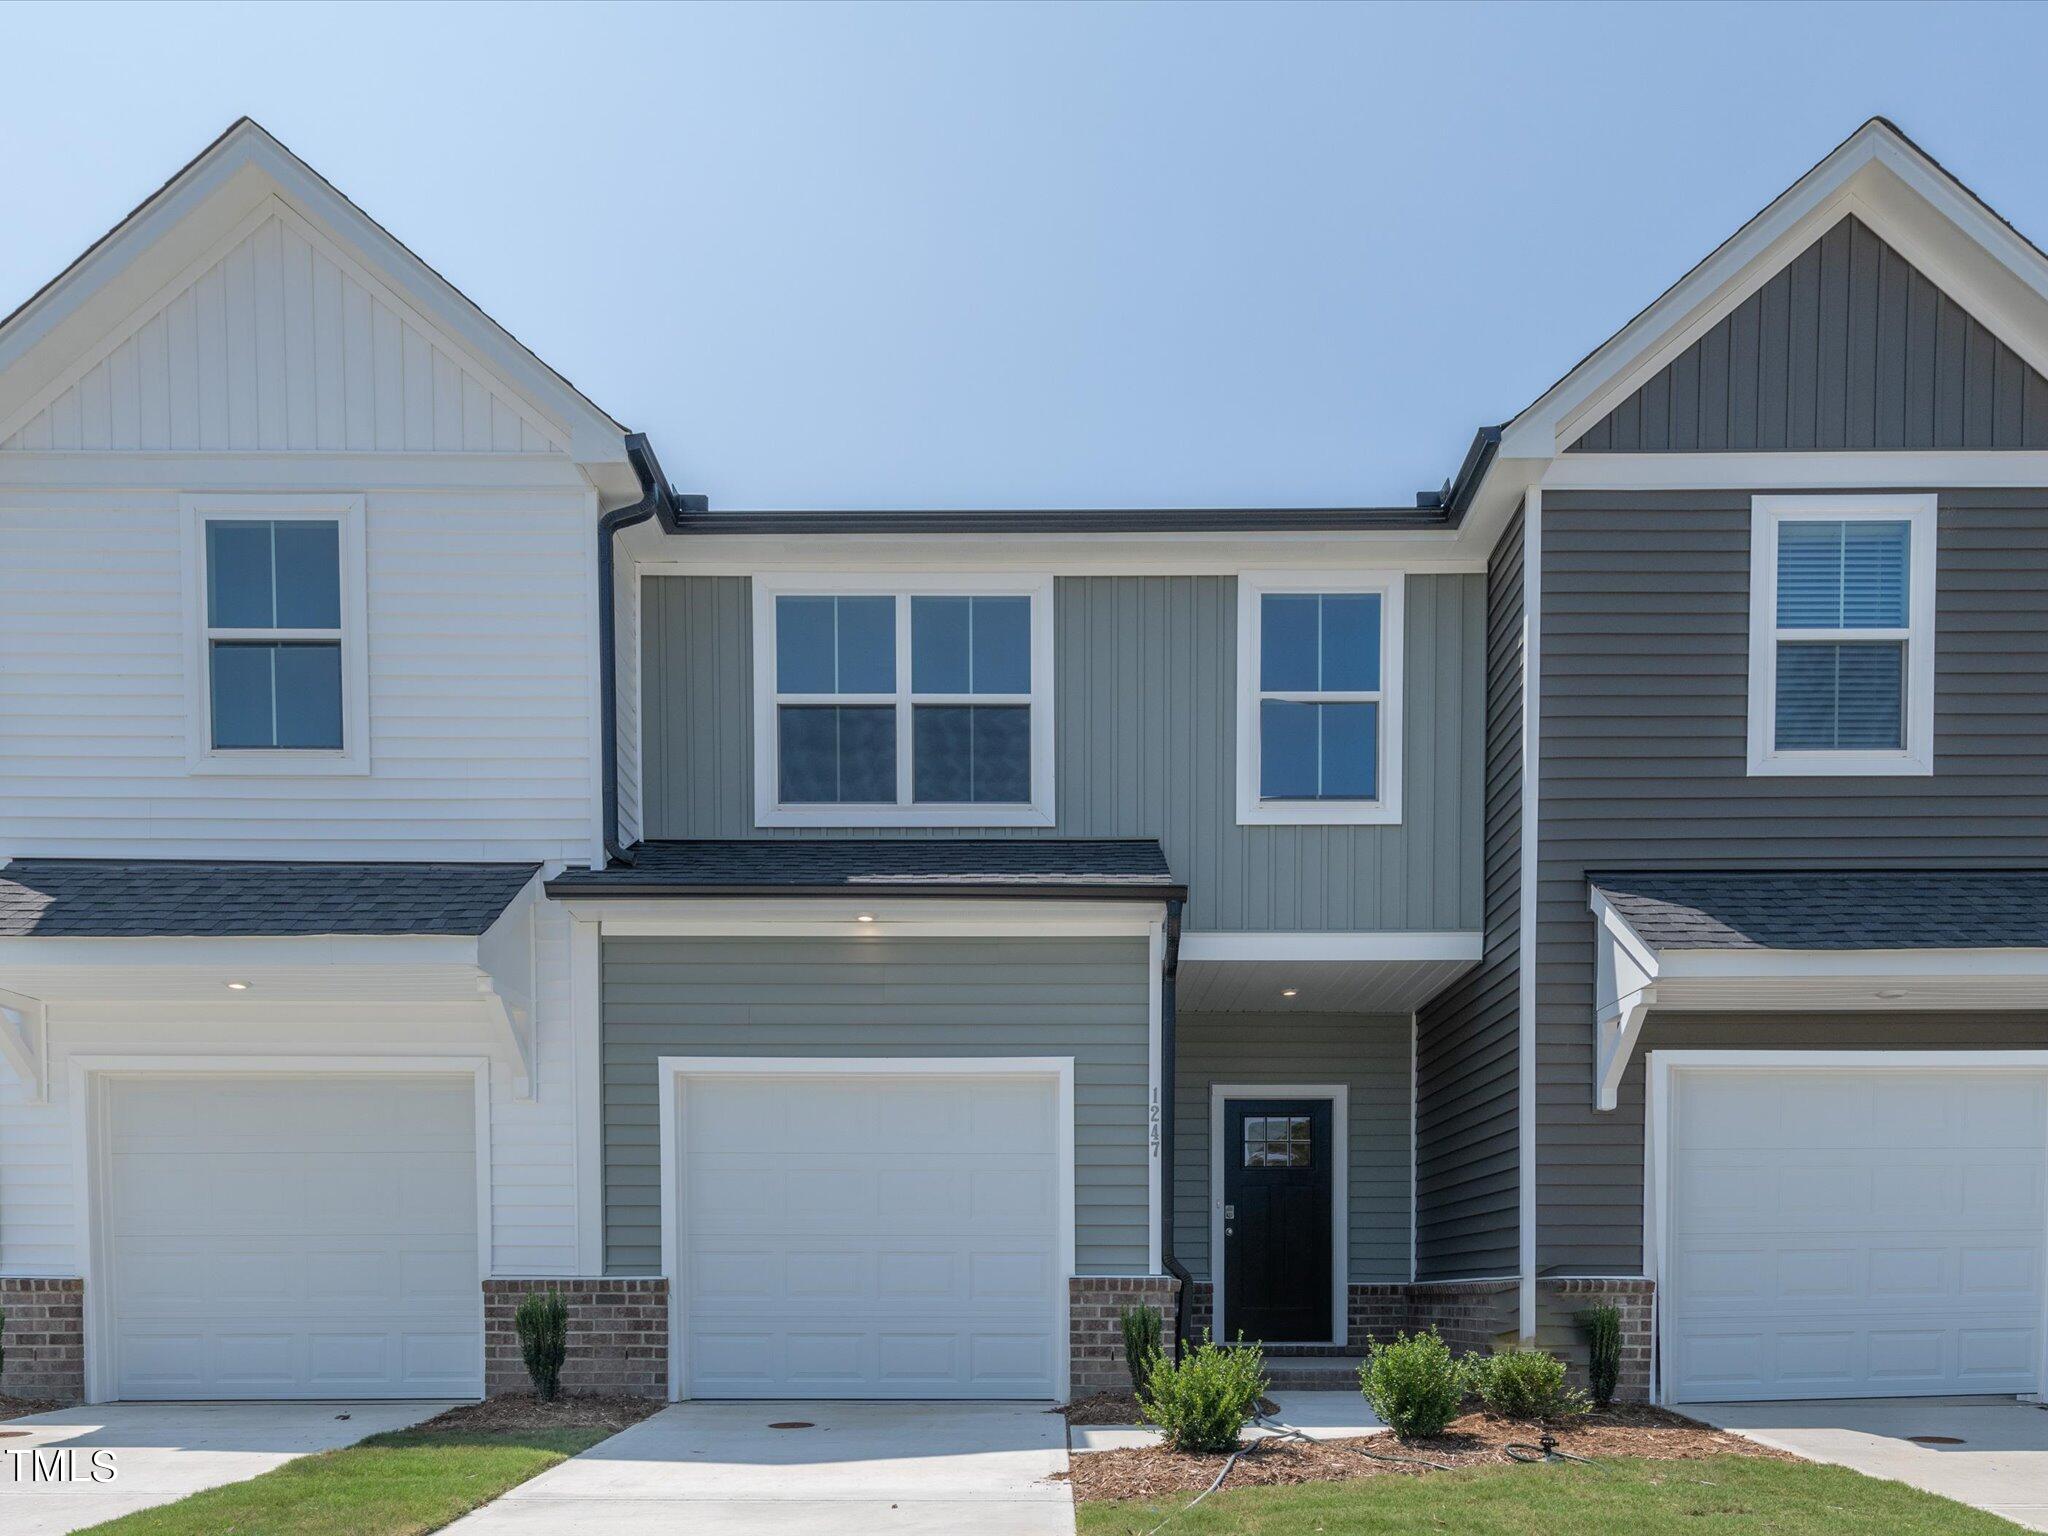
[
  {"xmin": 179, "ymin": 493, "xmax": 370, "ymax": 776},
  {"xmin": 657, "ymin": 1055, "xmax": 1077, "ymax": 1401},
  {"xmin": 1208, "ymin": 1082, "xmax": 1349, "ymax": 1349},
  {"xmin": 750, "ymin": 571, "xmax": 1056, "ymax": 828},
  {"xmin": 1747, "ymin": 493, "xmax": 1936, "ymax": 777},
  {"xmin": 1235, "ymin": 570, "xmax": 1404, "ymax": 826}
]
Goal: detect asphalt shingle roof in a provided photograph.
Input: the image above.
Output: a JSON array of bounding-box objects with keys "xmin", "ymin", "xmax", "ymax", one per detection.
[
  {"xmin": 1589, "ymin": 870, "xmax": 2048, "ymax": 951},
  {"xmin": 546, "ymin": 839, "xmax": 1179, "ymax": 897},
  {"xmin": 0, "ymin": 860, "xmax": 539, "ymax": 938}
]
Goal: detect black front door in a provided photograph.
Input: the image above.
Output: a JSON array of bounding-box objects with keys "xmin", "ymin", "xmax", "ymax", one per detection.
[{"xmin": 1221, "ymin": 1098, "xmax": 1334, "ymax": 1345}]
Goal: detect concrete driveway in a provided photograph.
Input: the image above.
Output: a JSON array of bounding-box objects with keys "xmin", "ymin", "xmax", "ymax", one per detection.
[
  {"xmin": 1686, "ymin": 1395, "xmax": 2048, "ymax": 1532},
  {"xmin": 0, "ymin": 1399, "xmax": 454, "ymax": 1536},
  {"xmin": 441, "ymin": 1399, "xmax": 1074, "ymax": 1535}
]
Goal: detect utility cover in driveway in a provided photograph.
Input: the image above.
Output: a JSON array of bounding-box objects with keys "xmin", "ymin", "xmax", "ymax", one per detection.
[
  {"xmin": 679, "ymin": 1072, "xmax": 1061, "ymax": 1398},
  {"xmin": 1669, "ymin": 1068, "xmax": 2046, "ymax": 1402}
]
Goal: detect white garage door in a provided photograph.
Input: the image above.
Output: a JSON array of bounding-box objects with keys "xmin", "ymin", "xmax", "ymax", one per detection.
[
  {"xmin": 104, "ymin": 1075, "xmax": 481, "ymax": 1400},
  {"xmin": 679, "ymin": 1071, "xmax": 1062, "ymax": 1399},
  {"xmin": 1668, "ymin": 1067, "xmax": 2046, "ymax": 1403}
]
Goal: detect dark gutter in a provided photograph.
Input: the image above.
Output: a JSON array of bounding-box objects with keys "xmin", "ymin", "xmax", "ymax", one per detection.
[
  {"xmin": 543, "ymin": 879, "xmax": 1188, "ymax": 903},
  {"xmin": 597, "ymin": 433, "xmax": 682, "ymax": 867},
  {"xmin": 1158, "ymin": 897, "xmax": 1192, "ymax": 1358}
]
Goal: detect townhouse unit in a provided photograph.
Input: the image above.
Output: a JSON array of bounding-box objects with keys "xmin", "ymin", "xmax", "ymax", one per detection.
[{"xmin": 4, "ymin": 115, "xmax": 2047, "ymax": 1411}]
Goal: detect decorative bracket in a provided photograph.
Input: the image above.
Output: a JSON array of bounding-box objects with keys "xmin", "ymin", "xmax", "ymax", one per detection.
[
  {"xmin": 476, "ymin": 877, "xmax": 540, "ymax": 1101},
  {"xmin": 0, "ymin": 987, "xmax": 48, "ymax": 1103},
  {"xmin": 1590, "ymin": 893, "xmax": 1661, "ymax": 1112}
]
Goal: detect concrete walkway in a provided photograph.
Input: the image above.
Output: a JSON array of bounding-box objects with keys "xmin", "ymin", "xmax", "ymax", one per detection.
[
  {"xmin": 1070, "ymin": 1389, "xmax": 1385, "ymax": 1452},
  {"xmin": 441, "ymin": 1399, "xmax": 1074, "ymax": 1535},
  {"xmin": 1686, "ymin": 1395, "xmax": 2048, "ymax": 1532},
  {"xmin": 0, "ymin": 1399, "xmax": 454, "ymax": 1536}
]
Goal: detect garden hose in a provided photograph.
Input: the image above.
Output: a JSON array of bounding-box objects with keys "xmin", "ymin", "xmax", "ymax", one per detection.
[{"xmin": 1502, "ymin": 1432, "xmax": 1602, "ymax": 1468}]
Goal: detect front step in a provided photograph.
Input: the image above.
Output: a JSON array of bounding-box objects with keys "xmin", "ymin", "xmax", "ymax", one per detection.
[{"xmin": 1263, "ymin": 1355, "xmax": 1366, "ymax": 1392}]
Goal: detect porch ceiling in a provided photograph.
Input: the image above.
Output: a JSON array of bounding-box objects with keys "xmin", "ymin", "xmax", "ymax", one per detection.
[{"xmin": 1177, "ymin": 955, "xmax": 1477, "ymax": 1014}]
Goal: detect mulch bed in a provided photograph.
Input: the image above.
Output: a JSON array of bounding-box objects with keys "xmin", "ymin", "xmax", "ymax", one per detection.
[
  {"xmin": 410, "ymin": 1393, "xmax": 664, "ymax": 1435},
  {"xmin": 1066, "ymin": 1405, "xmax": 1796, "ymax": 1503},
  {"xmin": 1062, "ymin": 1392, "xmax": 1279, "ymax": 1426},
  {"xmin": 0, "ymin": 1396, "xmax": 62, "ymax": 1424}
]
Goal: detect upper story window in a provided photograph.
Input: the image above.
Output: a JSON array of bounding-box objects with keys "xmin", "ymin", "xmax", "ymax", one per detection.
[
  {"xmin": 1748, "ymin": 494, "xmax": 1936, "ymax": 777},
  {"xmin": 751, "ymin": 574, "xmax": 1055, "ymax": 827},
  {"xmin": 181, "ymin": 495, "xmax": 369, "ymax": 775},
  {"xmin": 1236, "ymin": 571, "xmax": 1404, "ymax": 826}
]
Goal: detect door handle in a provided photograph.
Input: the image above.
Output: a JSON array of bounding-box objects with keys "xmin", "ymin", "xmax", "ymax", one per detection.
[{"xmin": 1225, "ymin": 1227, "xmax": 1234, "ymax": 1237}]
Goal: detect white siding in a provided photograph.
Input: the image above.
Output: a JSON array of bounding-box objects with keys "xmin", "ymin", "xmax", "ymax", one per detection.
[
  {"xmin": 2, "ymin": 205, "xmax": 559, "ymax": 455},
  {"xmin": 0, "ymin": 484, "xmax": 599, "ymax": 860},
  {"xmin": 0, "ymin": 900, "xmax": 585, "ymax": 1280},
  {"xmin": 615, "ymin": 562, "xmax": 643, "ymax": 846}
]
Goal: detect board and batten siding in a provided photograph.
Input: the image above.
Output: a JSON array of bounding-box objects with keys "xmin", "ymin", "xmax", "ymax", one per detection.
[
  {"xmin": 1412, "ymin": 502, "xmax": 1523, "ymax": 1280},
  {"xmin": 1537, "ymin": 488, "xmax": 2048, "ymax": 1273},
  {"xmin": 1172, "ymin": 1012, "xmax": 1411, "ymax": 1285},
  {"xmin": 1570, "ymin": 215, "xmax": 2048, "ymax": 453},
  {"xmin": 639, "ymin": 574, "xmax": 1485, "ymax": 935},
  {"xmin": 1, "ymin": 205, "xmax": 559, "ymax": 454},
  {"xmin": 600, "ymin": 935, "xmax": 1152, "ymax": 1276},
  {"xmin": 0, "ymin": 485, "xmax": 599, "ymax": 860}
]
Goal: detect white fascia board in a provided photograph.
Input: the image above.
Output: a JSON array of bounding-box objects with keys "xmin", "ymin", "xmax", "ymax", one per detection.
[
  {"xmin": 1177, "ymin": 931, "xmax": 1482, "ymax": 964},
  {"xmin": 637, "ymin": 532, "xmax": 1489, "ymax": 578},
  {"xmin": 1542, "ymin": 450, "xmax": 2048, "ymax": 492},
  {"xmin": 0, "ymin": 933, "xmax": 489, "ymax": 971},
  {"xmin": 568, "ymin": 896, "xmax": 1167, "ymax": 937},
  {"xmin": 1656, "ymin": 945, "xmax": 2048, "ymax": 982}
]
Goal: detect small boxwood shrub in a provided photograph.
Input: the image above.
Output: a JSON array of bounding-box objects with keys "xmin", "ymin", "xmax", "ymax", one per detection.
[
  {"xmin": 1469, "ymin": 1346, "xmax": 1587, "ymax": 1421},
  {"xmin": 1140, "ymin": 1333, "xmax": 1267, "ymax": 1453},
  {"xmin": 515, "ymin": 1290, "xmax": 569, "ymax": 1401},
  {"xmin": 1358, "ymin": 1329, "xmax": 1466, "ymax": 1439},
  {"xmin": 1579, "ymin": 1304, "xmax": 1622, "ymax": 1410},
  {"xmin": 1118, "ymin": 1303, "xmax": 1164, "ymax": 1402}
]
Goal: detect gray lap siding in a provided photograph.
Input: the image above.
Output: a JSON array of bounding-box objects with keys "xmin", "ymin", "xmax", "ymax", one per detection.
[
  {"xmin": 1537, "ymin": 488, "xmax": 2048, "ymax": 1274},
  {"xmin": 600, "ymin": 934, "xmax": 1152, "ymax": 1275}
]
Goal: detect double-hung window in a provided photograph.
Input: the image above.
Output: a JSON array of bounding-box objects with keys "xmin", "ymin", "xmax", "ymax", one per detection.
[
  {"xmin": 182, "ymin": 495, "xmax": 369, "ymax": 773},
  {"xmin": 1236, "ymin": 571, "xmax": 1404, "ymax": 825},
  {"xmin": 753, "ymin": 574, "xmax": 1055, "ymax": 826},
  {"xmin": 1748, "ymin": 495, "xmax": 1937, "ymax": 776}
]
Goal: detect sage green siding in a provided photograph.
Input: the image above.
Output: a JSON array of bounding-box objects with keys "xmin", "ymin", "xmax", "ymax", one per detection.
[
  {"xmin": 641, "ymin": 574, "xmax": 1485, "ymax": 934},
  {"xmin": 600, "ymin": 934, "xmax": 1151, "ymax": 1275},
  {"xmin": 1172, "ymin": 1012, "xmax": 1412, "ymax": 1285}
]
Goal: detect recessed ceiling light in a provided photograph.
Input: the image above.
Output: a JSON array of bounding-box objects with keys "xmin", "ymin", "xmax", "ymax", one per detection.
[
  {"xmin": 856, "ymin": 913, "xmax": 875, "ymax": 924},
  {"xmin": 225, "ymin": 980, "xmax": 251, "ymax": 991},
  {"xmin": 1876, "ymin": 988, "xmax": 1907, "ymax": 1000},
  {"xmin": 1281, "ymin": 987, "xmax": 1298, "ymax": 998}
]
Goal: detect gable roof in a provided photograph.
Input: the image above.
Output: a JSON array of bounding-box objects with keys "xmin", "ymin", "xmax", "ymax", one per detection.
[
  {"xmin": 1570, "ymin": 212, "xmax": 2048, "ymax": 453},
  {"xmin": 0, "ymin": 119, "xmax": 635, "ymax": 491},
  {"xmin": 1459, "ymin": 119, "xmax": 2048, "ymax": 538}
]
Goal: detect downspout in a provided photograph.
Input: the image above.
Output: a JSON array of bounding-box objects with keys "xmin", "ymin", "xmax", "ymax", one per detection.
[
  {"xmin": 597, "ymin": 432, "xmax": 677, "ymax": 868},
  {"xmin": 1159, "ymin": 897, "xmax": 1192, "ymax": 1357}
]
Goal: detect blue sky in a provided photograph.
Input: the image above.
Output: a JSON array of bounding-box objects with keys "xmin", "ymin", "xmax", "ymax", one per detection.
[{"xmin": 5, "ymin": 1, "xmax": 2046, "ymax": 508}]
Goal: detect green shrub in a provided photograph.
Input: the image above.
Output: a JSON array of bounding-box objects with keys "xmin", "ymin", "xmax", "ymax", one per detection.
[
  {"xmin": 1140, "ymin": 1333, "xmax": 1267, "ymax": 1453},
  {"xmin": 1118, "ymin": 1303, "xmax": 1164, "ymax": 1402},
  {"xmin": 1357, "ymin": 1329, "xmax": 1467, "ymax": 1439},
  {"xmin": 1579, "ymin": 1304, "xmax": 1621, "ymax": 1410},
  {"xmin": 514, "ymin": 1290, "xmax": 569, "ymax": 1401},
  {"xmin": 1469, "ymin": 1346, "xmax": 1587, "ymax": 1421}
]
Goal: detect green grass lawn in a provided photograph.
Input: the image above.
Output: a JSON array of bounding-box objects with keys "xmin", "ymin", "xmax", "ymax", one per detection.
[
  {"xmin": 76, "ymin": 1424, "xmax": 610, "ymax": 1536},
  {"xmin": 1078, "ymin": 1455, "xmax": 2027, "ymax": 1535}
]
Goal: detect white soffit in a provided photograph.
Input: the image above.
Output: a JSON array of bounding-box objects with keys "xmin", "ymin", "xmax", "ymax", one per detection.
[{"xmin": 1176, "ymin": 932, "xmax": 1481, "ymax": 1014}]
